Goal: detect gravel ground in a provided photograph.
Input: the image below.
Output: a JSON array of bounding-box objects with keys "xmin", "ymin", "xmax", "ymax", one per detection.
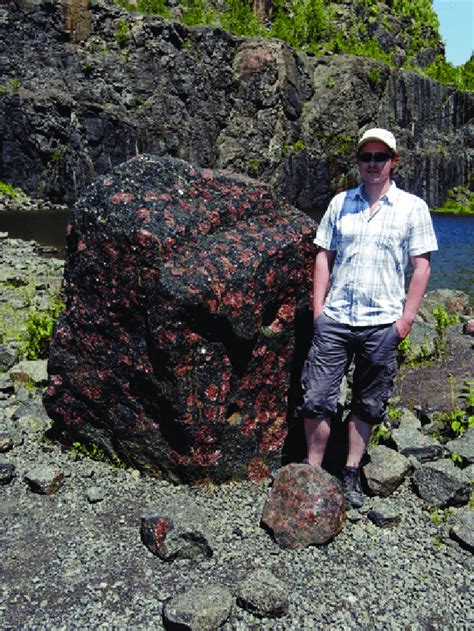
[
  {"xmin": 0, "ymin": 385, "xmax": 472, "ymax": 630},
  {"xmin": 1, "ymin": 237, "xmax": 472, "ymax": 629}
]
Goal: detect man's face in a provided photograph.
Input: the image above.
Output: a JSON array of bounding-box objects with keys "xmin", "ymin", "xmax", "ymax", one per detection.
[{"xmin": 357, "ymin": 140, "xmax": 398, "ymax": 187}]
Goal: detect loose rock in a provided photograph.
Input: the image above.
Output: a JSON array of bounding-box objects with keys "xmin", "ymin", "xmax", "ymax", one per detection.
[
  {"xmin": 44, "ymin": 155, "xmax": 316, "ymax": 483},
  {"xmin": 0, "ymin": 432, "xmax": 14, "ymax": 452},
  {"xmin": 367, "ymin": 498, "xmax": 402, "ymax": 528},
  {"xmin": 390, "ymin": 428, "xmax": 444, "ymax": 462},
  {"xmin": 412, "ymin": 459, "xmax": 472, "ymax": 507},
  {"xmin": 0, "ymin": 344, "xmax": 19, "ymax": 371},
  {"xmin": 463, "ymin": 320, "xmax": 474, "ymax": 336},
  {"xmin": 449, "ymin": 510, "xmax": 474, "ymax": 553},
  {"xmin": 398, "ymin": 408, "xmax": 422, "ymax": 430},
  {"xmin": 261, "ymin": 463, "xmax": 345, "ymax": 549},
  {"xmin": 162, "ymin": 584, "xmax": 233, "ymax": 631},
  {"xmin": 24, "ymin": 465, "xmax": 64, "ymax": 495},
  {"xmin": 0, "ymin": 463, "xmax": 16, "ymax": 485},
  {"xmin": 406, "ymin": 319, "xmax": 436, "ymax": 360},
  {"xmin": 85, "ymin": 486, "xmax": 105, "ymax": 504},
  {"xmin": 140, "ymin": 495, "xmax": 215, "ymax": 561},
  {"xmin": 9, "ymin": 360, "xmax": 48, "ymax": 391},
  {"xmin": 418, "ymin": 289, "xmax": 471, "ymax": 322},
  {"xmin": 236, "ymin": 568, "xmax": 289, "ymax": 618},
  {"xmin": 0, "ymin": 373, "xmax": 14, "ymax": 394},
  {"xmin": 364, "ymin": 445, "xmax": 412, "ymax": 497},
  {"xmin": 445, "ymin": 428, "xmax": 474, "ymax": 465}
]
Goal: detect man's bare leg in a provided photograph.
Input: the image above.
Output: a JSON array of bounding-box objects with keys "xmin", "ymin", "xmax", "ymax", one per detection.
[
  {"xmin": 341, "ymin": 414, "xmax": 372, "ymax": 508},
  {"xmin": 304, "ymin": 417, "xmax": 331, "ymax": 466},
  {"xmin": 346, "ymin": 414, "xmax": 372, "ymax": 467}
]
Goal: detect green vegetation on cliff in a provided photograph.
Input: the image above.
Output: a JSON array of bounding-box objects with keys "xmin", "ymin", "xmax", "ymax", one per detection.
[
  {"xmin": 425, "ymin": 55, "xmax": 473, "ymax": 93},
  {"xmin": 115, "ymin": 0, "xmax": 473, "ymax": 91},
  {"xmin": 0, "ymin": 181, "xmax": 21, "ymax": 199},
  {"xmin": 432, "ymin": 187, "xmax": 474, "ymax": 215},
  {"xmin": 268, "ymin": 0, "xmax": 328, "ymax": 50}
]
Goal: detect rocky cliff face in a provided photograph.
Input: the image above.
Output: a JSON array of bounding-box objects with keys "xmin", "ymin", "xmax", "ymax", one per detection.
[{"xmin": 0, "ymin": 0, "xmax": 472, "ymax": 210}]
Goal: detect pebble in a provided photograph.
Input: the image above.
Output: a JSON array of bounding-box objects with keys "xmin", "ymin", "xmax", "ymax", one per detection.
[
  {"xmin": 367, "ymin": 498, "xmax": 402, "ymax": 528},
  {"xmin": 0, "ymin": 433, "xmax": 14, "ymax": 452},
  {"xmin": 0, "ymin": 462, "xmax": 16, "ymax": 485},
  {"xmin": 24, "ymin": 465, "xmax": 65, "ymax": 495},
  {"xmin": 85, "ymin": 486, "xmax": 105, "ymax": 504}
]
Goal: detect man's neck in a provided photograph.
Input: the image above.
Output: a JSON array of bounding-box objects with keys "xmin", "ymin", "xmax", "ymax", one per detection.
[{"xmin": 363, "ymin": 180, "xmax": 392, "ymax": 206}]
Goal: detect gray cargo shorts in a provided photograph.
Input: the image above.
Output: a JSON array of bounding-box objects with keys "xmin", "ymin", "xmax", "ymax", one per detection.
[{"xmin": 299, "ymin": 312, "xmax": 402, "ymax": 426}]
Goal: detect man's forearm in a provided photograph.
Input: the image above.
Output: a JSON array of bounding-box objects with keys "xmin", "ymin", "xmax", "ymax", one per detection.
[
  {"xmin": 313, "ymin": 249, "xmax": 335, "ymax": 317},
  {"xmin": 397, "ymin": 253, "xmax": 431, "ymax": 338},
  {"xmin": 404, "ymin": 257, "xmax": 431, "ymax": 321}
]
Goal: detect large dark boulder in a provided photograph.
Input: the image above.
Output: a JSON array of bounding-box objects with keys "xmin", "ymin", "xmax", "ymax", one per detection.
[{"xmin": 43, "ymin": 155, "xmax": 316, "ymax": 482}]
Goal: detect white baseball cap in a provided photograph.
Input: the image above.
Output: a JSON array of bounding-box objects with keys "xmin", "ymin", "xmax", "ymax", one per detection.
[{"xmin": 357, "ymin": 128, "xmax": 397, "ymax": 154}]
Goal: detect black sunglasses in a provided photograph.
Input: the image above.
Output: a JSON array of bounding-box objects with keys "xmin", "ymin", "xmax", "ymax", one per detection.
[{"xmin": 358, "ymin": 152, "xmax": 393, "ymax": 163}]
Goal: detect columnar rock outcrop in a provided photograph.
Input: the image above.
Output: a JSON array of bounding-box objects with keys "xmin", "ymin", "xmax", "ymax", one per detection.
[
  {"xmin": 0, "ymin": 1, "xmax": 472, "ymax": 209},
  {"xmin": 43, "ymin": 155, "xmax": 316, "ymax": 482}
]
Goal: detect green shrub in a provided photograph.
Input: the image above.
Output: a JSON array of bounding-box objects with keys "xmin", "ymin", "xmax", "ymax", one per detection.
[
  {"xmin": 391, "ymin": 0, "xmax": 438, "ymax": 23},
  {"xmin": 115, "ymin": 18, "xmax": 131, "ymax": 47},
  {"xmin": 459, "ymin": 56, "xmax": 474, "ymax": 92},
  {"xmin": 293, "ymin": 139, "xmax": 305, "ymax": 152},
  {"xmin": 50, "ymin": 148, "xmax": 67, "ymax": 163},
  {"xmin": 247, "ymin": 157, "xmax": 261, "ymax": 176},
  {"xmin": 438, "ymin": 401, "xmax": 474, "ymax": 440},
  {"xmin": 82, "ymin": 62, "xmax": 93, "ymax": 77},
  {"xmin": 140, "ymin": 0, "xmax": 172, "ymax": 16},
  {"xmin": 387, "ymin": 405, "xmax": 402, "ymax": 421},
  {"xmin": 271, "ymin": 0, "xmax": 328, "ymax": 52},
  {"xmin": 21, "ymin": 299, "xmax": 65, "ymax": 360},
  {"xmin": 282, "ymin": 139, "xmax": 306, "ymax": 156},
  {"xmin": 433, "ymin": 305, "xmax": 459, "ymax": 358},
  {"xmin": 326, "ymin": 36, "xmax": 392, "ymax": 65},
  {"xmin": 71, "ymin": 441, "xmax": 127, "ymax": 469},
  {"xmin": 425, "ymin": 55, "xmax": 474, "ymax": 91},
  {"xmin": 180, "ymin": 0, "xmax": 215, "ymax": 26},
  {"xmin": 435, "ymin": 378, "xmax": 474, "ymax": 447},
  {"xmin": 367, "ymin": 67, "xmax": 381, "ymax": 85},
  {"xmin": 391, "ymin": 0, "xmax": 440, "ymax": 56},
  {"xmin": 429, "ymin": 506, "xmax": 452, "ymax": 527},
  {"xmin": 335, "ymin": 134, "xmax": 352, "ymax": 154},
  {"xmin": 116, "ymin": 0, "xmax": 171, "ymax": 17},
  {"xmin": 0, "ymin": 181, "xmax": 21, "ymax": 198},
  {"xmin": 220, "ymin": 0, "xmax": 261, "ymax": 37},
  {"xmin": 369, "ymin": 422, "xmax": 390, "ymax": 446},
  {"xmin": 396, "ymin": 305, "xmax": 459, "ymax": 366},
  {"xmin": 0, "ymin": 78, "xmax": 20, "ymax": 95}
]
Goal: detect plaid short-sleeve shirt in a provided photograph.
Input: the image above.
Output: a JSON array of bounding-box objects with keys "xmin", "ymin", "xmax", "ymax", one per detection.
[{"xmin": 315, "ymin": 182, "xmax": 438, "ymax": 326}]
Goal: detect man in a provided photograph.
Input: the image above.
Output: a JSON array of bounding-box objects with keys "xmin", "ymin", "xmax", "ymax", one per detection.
[{"xmin": 300, "ymin": 128, "xmax": 438, "ymax": 508}]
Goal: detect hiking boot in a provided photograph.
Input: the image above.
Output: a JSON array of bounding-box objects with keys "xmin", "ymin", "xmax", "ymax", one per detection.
[{"xmin": 340, "ymin": 466, "xmax": 365, "ymax": 509}]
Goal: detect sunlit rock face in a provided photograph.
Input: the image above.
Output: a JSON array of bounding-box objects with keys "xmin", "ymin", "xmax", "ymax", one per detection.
[
  {"xmin": 2, "ymin": 2, "xmax": 471, "ymax": 210},
  {"xmin": 44, "ymin": 155, "xmax": 316, "ymax": 482}
]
